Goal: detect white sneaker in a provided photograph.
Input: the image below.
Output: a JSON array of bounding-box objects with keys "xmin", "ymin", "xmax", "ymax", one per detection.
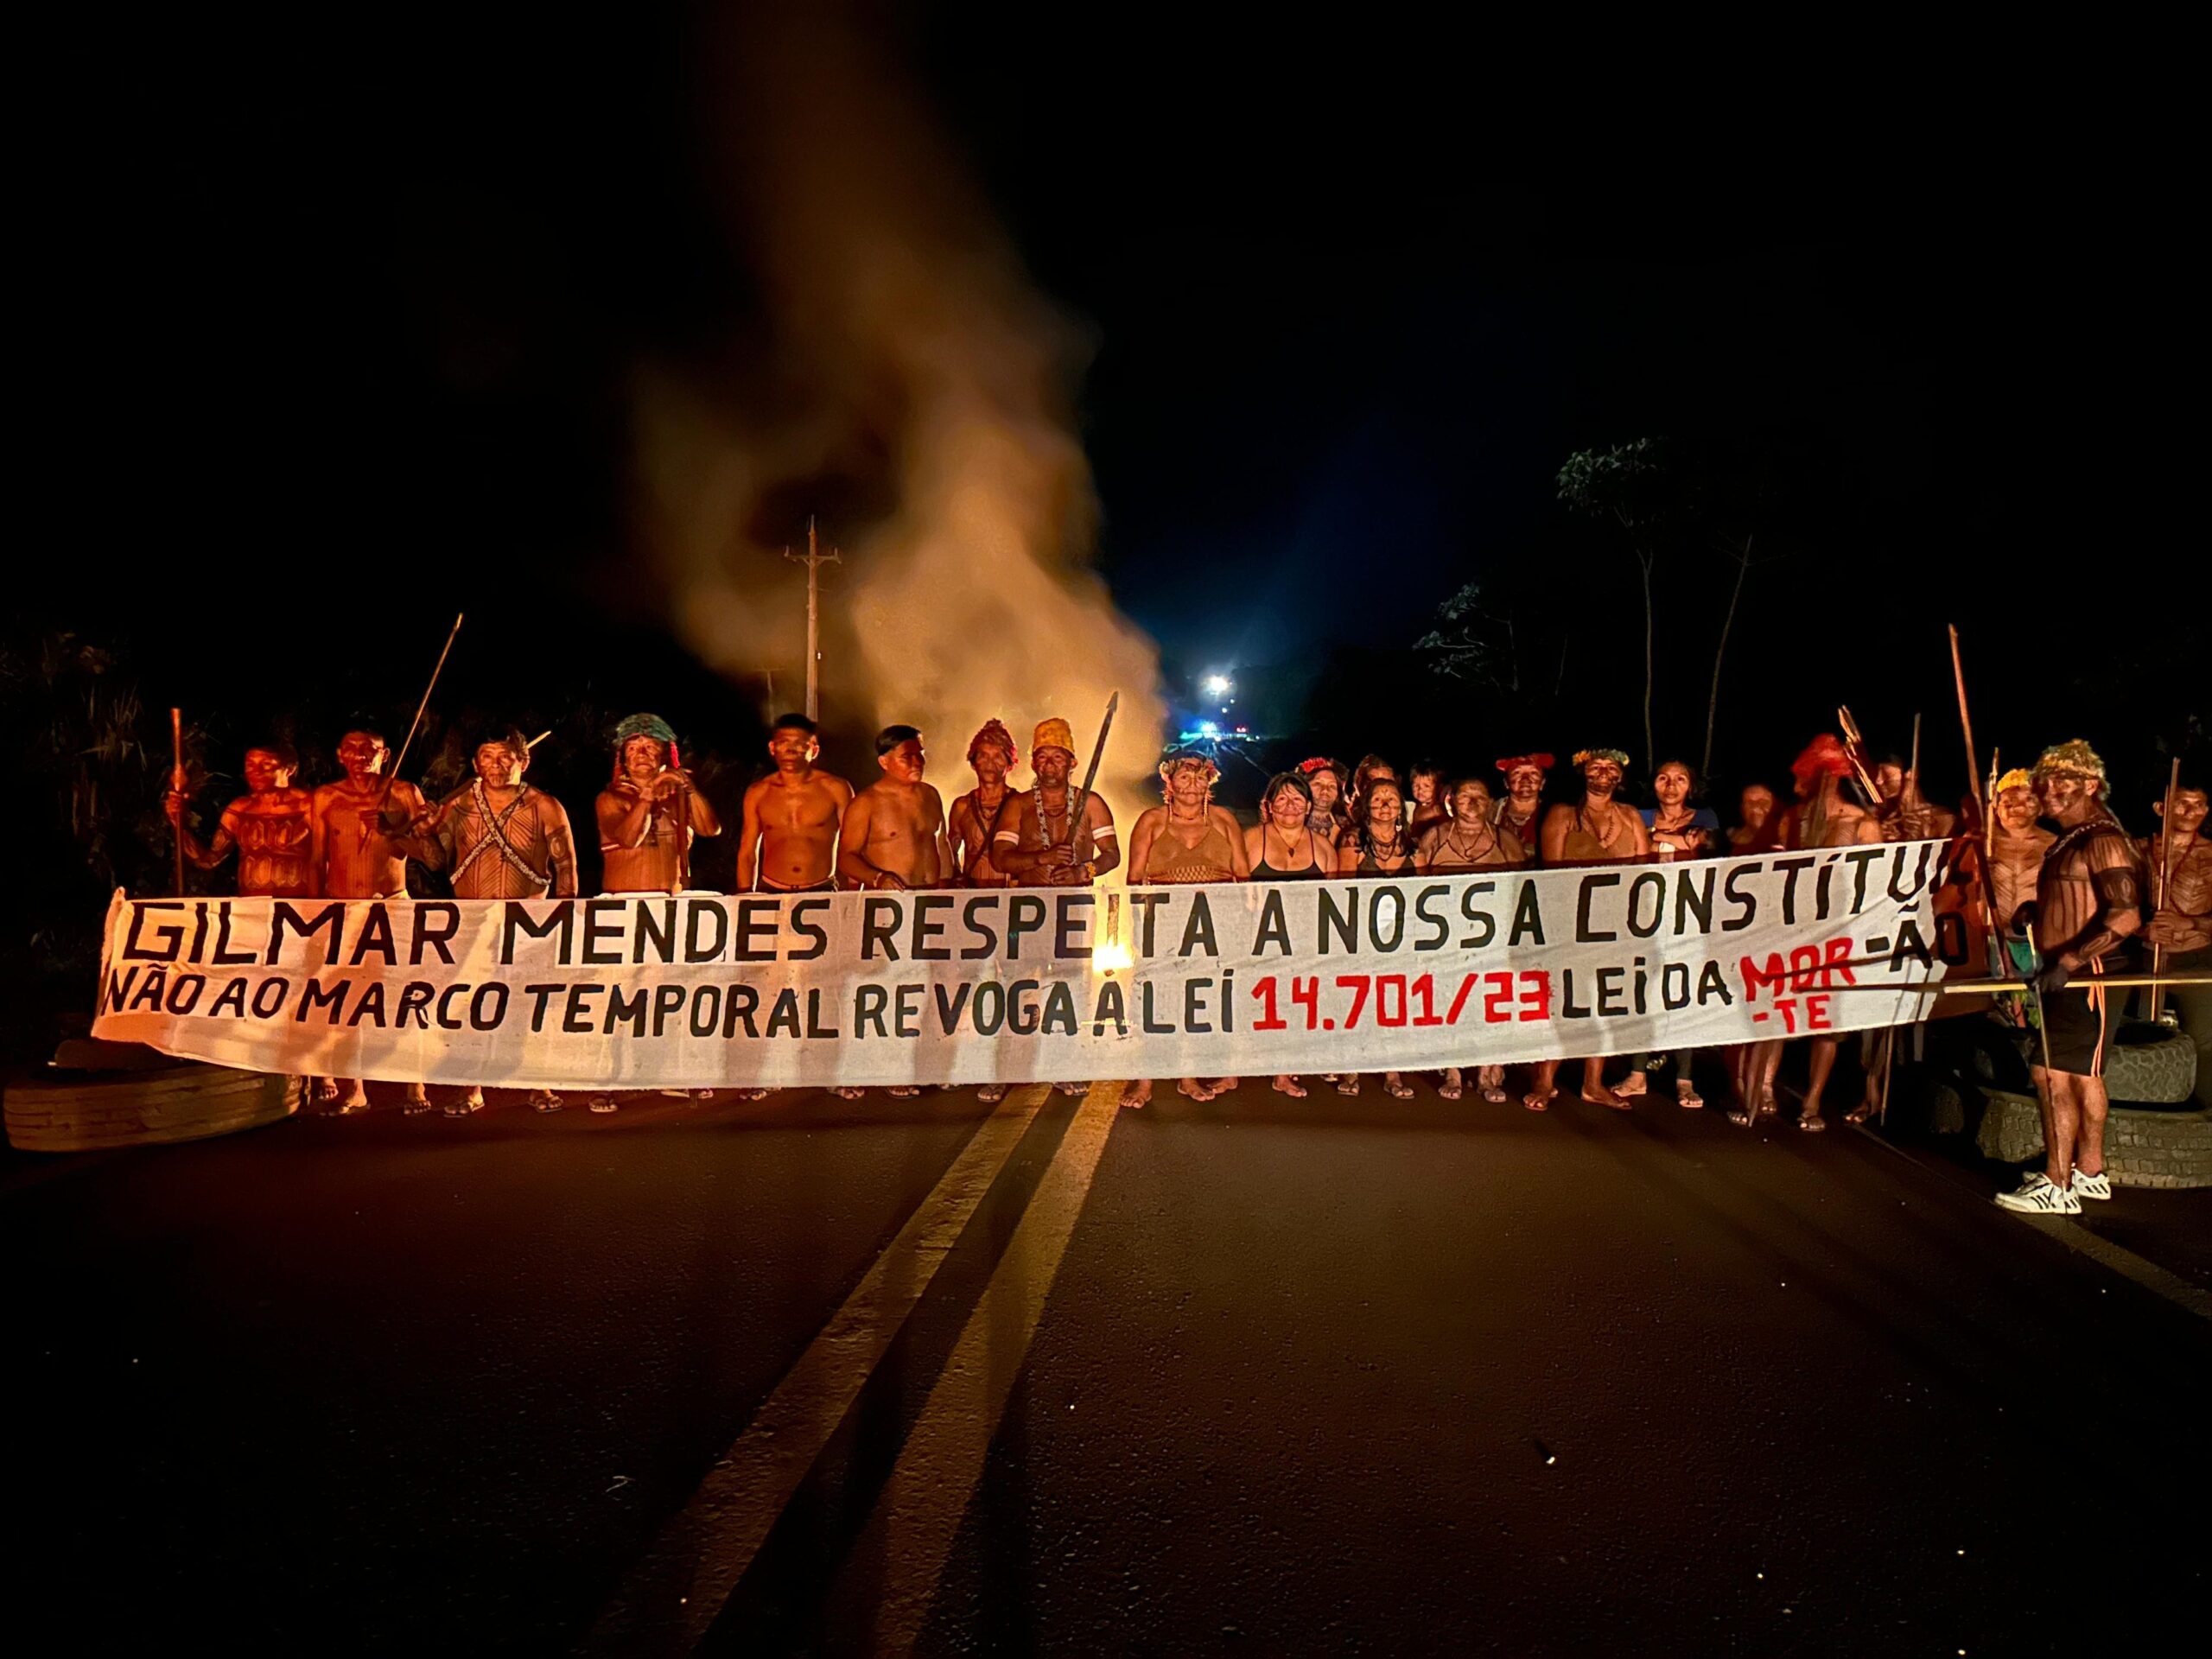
[
  {"xmin": 2071, "ymin": 1169, "xmax": 2113, "ymax": 1202},
  {"xmin": 1994, "ymin": 1173, "xmax": 2082, "ymax": 1215}
]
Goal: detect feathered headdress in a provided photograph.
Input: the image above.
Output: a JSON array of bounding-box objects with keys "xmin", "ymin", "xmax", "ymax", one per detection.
[
  {"xmin": 1496, "ymin": 753, "xmax": 1554, "ymax": 776},
  {"xmin": 1993, "ymin": 767, "xmax": 2035, "ymax": 795},
  {"xmin": 2032, "ymin": 739, "xmax": 2107, "ymax": 789},
  {"xmin": 1791, "ymin": 734, "xmax": 1854, "ymax": 785},
  {"xmin": 1572, "ymin": 748, "xmax": 1630, "ymax": 770}
]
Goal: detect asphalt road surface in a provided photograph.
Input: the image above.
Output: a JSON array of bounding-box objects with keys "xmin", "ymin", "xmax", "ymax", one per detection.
[{"xmin": 6, "ymin": 1078, "xmax": 2207, "ymax": 1656}]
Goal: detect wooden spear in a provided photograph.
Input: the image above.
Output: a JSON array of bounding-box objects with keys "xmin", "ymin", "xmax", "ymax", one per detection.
[
  {"xmin": 169, "ymin": 706, "xmax": 187, "ymax": 897},
  {"xmin": 1948, "ymin": 625, "xmax": 2003, "ymax": 933}
]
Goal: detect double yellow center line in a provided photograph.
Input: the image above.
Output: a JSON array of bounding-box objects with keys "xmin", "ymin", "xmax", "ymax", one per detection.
[{"xmin": 581, "ymin": 1079, "xmax": 1122, "ymax": 1654}]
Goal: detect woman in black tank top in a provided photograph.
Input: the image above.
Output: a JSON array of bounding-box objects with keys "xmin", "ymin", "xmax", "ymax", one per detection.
[
  {"xmin": 1245, "ymin": 772, "xmax": 1332, "ymax": 881},
  {"xmin": 1244, "ymin": 773, "xmax": 1331, "ymax": 1098}
]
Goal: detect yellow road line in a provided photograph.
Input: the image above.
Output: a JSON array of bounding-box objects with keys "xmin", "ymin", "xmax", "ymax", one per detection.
[
  {"xmin": 855, "ymin": 1077, "xmax": 1124, "ymax": 1655},
  {"xmin": 579, "ymin": 1084, "xmax": 1053, "ymax": 1654}
]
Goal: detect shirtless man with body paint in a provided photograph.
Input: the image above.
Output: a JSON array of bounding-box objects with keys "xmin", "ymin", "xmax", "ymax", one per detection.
[
  {"xmin": 1994, "ymin": 741, "xmax": 2143, "ymax": 1213},
  {"xmin": 168, "ymin": 743, "xmax": 316, "ymax": 898},
  {"xmin": 309, "ymin": 729, "xmax": 433, "ymax": 1115},
  {"xmin": 947, "ymin": 719, "xmax": 1019, "ymax": 888}
]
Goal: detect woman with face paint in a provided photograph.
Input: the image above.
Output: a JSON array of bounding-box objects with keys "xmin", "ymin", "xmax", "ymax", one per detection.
[
  {"xmin": 1417, "ymin": 776, "xmax": 1527, "ymax": 1103},
  {"xmin": 1246, "ymin": 771, "xmax": 1332, "ymax": 1097},
  {"xmin": 1337, "ymin": 778, "xmax": 1418, "ymax": 1100}
]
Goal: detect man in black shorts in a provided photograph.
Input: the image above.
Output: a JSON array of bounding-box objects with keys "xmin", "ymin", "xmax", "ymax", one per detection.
[{"xmin": 1996, "ymin": 741, "xmax": 2143, "ymax": 1216}]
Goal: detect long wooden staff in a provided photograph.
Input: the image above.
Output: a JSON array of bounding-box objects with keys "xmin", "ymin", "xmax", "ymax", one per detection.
[
  {"xmin": 1948, "ymin": 625, "xmax": 2003, "ymax": 931},
  {"xmin": 2151, "ymin": 756, "xmax": 2182, "ymax": 1020},
  {"xmin": 1822, "ymin": 974, "xmax": 2212, "ymax": 995},
  {"xmin": 1070, "ymin": 690, "xmax": 1120, "ymax": 867},
  {"xmin": 168, "ymin": 708, "xmax": 187, "ymax": 902},
  {"xmin": 378, "ymin": 612, "xmax": 464, "ymax": 809}
]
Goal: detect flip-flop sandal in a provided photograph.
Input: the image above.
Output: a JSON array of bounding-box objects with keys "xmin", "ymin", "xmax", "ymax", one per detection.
[
  {"xmin": 1272, "ymin": 1077, "xmax": 1308, "ymax": 1098},
  {"xmin": 1676, "ymin": 1084, "xmax": 1704, "ymax": 1109},
  {"xmin": 1523, "ymin": 1091, "xmax": 1554, "ymax": 1113},
  {"xmin": 1384, "ymin": 1078, "xmax": 1414, "ymax": 1099},
  {"xmin": 1336, "ymin": 1078, "xmax": 1362, "ymax": 1096},
  {"xmin": 1796, "ymin": 1113, "xmax": 1827, "ymax": 1133}
]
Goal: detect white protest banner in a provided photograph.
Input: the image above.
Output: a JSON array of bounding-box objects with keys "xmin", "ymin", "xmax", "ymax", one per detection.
[{"xmin": 90, "ymin": 842, "xmax": 1967, "ymax": 1090}]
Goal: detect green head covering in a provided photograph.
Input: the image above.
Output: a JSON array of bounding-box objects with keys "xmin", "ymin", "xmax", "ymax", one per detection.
[{"xmin": 613, "ymin": 713, "xmax": 677, "ymax": 749}]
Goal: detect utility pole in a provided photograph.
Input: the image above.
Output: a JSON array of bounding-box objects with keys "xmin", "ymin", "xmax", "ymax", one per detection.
[{"xmin": 784, "ymin": 516, "xmax": 841, "ymax": 721}]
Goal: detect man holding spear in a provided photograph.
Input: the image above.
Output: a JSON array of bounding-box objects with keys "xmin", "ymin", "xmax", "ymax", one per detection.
[
  {"xmin": 1995, "ymin": 741, "xmax": 2142, "ymax": 1215},
  {"xmin": 993, "ymin": 706, "xmax": 1121, "ymax": 1099},
  {"xmin": 398, "ymin": 727, "xmax": 576, "ymax": 1116}
]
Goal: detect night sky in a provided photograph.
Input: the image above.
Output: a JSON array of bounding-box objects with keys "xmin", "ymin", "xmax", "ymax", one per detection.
[{"xmin": 21, "ymin": 8, "xmax": 2204, "ymax": 810}]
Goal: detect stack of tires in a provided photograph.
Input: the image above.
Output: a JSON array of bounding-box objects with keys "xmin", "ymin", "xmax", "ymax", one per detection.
[{"xmin": 1974, "ymin": 1021, "xmax": 2210, "ymax": 1188}]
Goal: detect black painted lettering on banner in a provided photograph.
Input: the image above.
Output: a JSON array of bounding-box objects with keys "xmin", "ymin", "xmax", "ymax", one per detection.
[
  {"xmin": 1721, "ymin": 864, "xmax": 1759, "ymax": 931},
  {"xmin": 1773, "ymin": 856, "xmax": 1815, "ymax": 925},
  {"xmin": 1007, "ymin": 895, "xmax": 1046, "ymax": 958},
  {"xmin": 735, "ymin": 898, "xmax": 779, "ymax": 962},
  {"xmin": 914, "ymin": 894, "xmax": 954, "ymax": 961},
  {"xmin": 1508, "ymin": 884, "xmax": 1545, "ymax": 946},
  {"xmin": 502, "ymin": 902, "xmax": 573, "ymax": 966},
  {"xmin": 685, "ymin": 899, "xmax": 729, "ymax": 961},
  {"xmin": 1459, "ymin": 884, "xmax": 1497, "ymax": 949},
  {"xmin": 766, "ymin": 988, "xmax": 803, "ymax": 1037},
  {"xmin": 1626, "ymin": 874, "xmax": 1666, "ymax": 939},
  {"xmin": 298, "ymin": 977, "xmax": 346, "ymax": 1023},
  {"xmin": 563, "ymin": 984, "xmax": 605, "ymax": 1033},
  {"xmin": 524, "ymin": 983, "xmax": 561, "ymax": 1032},
  {"xmin": 1318, "ymin": 887, "xmax": 1357, "ymax": 953},
  {"xmin": 1184, "ymin": 977, "xmax": 1213, "ymax": 1033},
  {"xmin": 1052, "ymin": 894, "xmax": 1093, "ymax": 959},
  {"xmin": 1369, "ymin": 887, "xmax": 1405, "ymax": 953},
  {"xmin": 959, "ymin": 897, "xmax": 1000, "ymax": 961},
  {"xmin": 634, "ymin": 899, "xmax": 676, "ymax": 962},
  {"xmin": 1090, "ymin": 979, "xmax": 1128, "ymax": 1035},
  {"xmin": 1674, "ymin": 868, "xmax": 1714, "ymax": 935},
  {"xmin": 1413, "ymin": 885, "xmax": 1450, "ymax": 950},
  {"xmin": 582, "ymin": 899, "xmax": 626, "ymax": 964},
  {"xmin": 1179, "ymin": 894, "xmax": 1217, "ymax": 958},
  {"xmin": 855, "ymin": 983, "xmax": 887, "ymax": 1037},
  {"xmin": 393, "ymin": 982, "xmax": 433, "ymax": 1028},
  {"xmin": 861, "ymin": 898, "xmax": 904, "ymax": 960},
  {"xmin": 269, "ymin": 900, "xmax": 345, "ymax": 966},
  {"xmin": 349, "ymin": 905, "xmax": 397, "ymax": 966},
  {"xmin": 1253, "ymin": 891, "xmax": 1292, "ymax": 957},
  {"xmin": 790, "ymin": 897, "xmax": 830, "ymax": 961},
  {"xmin": 1576, "ymin": 874, "xmax": 1621, "ymax": 943},
  {"xmin": 411, "ymin": 902, "xmax": 459, "ymax": 965},
  {"xmin": 1129, "ymin": 892, "xmax": 1168, "ymax": 956},
  {"xmin": 213, "ymin": 902, "xmax": 257, "ymax": 964},
  {"xmin": 124, "ymin": 901, "xmax": 187, "ymax": 963}
]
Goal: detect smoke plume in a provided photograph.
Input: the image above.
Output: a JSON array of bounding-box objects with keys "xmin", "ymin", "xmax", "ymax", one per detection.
[{"xmin": 634, "ymin": 8, "xmax": 1165, "ymax": 816}]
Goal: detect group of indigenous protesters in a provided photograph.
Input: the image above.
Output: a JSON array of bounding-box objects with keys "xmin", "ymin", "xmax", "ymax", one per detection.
[{"xmin": 167, "ymin": 715, "xmax": 2212, "ymax": 1217}]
